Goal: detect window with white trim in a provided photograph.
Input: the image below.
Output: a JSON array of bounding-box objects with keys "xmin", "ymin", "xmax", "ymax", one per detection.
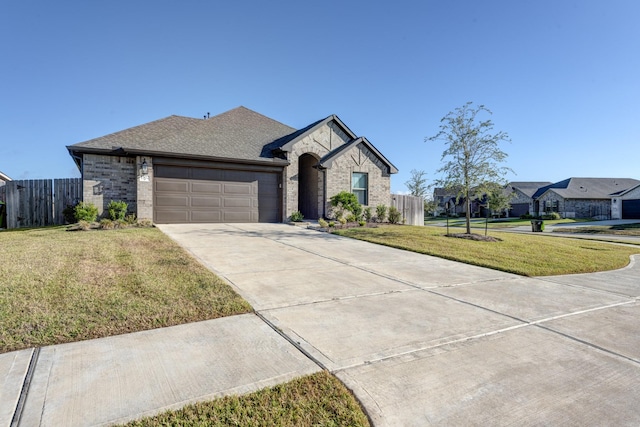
[{"xmin": 352, "ymin": 172, "xmax": 368, "ymax": 205}]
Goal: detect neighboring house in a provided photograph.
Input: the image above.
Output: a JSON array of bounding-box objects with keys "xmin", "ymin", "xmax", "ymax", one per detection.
[
  {"xmin": 67, "ymin": 106, "xmax": 397, "ymax": 223},
  {"xmin": 432, "ymin": 187, "xmax": 484, "ymax": 217},
  {"xmin": 0, "ymin": 170, "xmax": 10, "ymax": 185},
  {"xmin": 612, "ymin": 183, "xmax": 640, "ymax": 219},
  {"xmin": 505, "ymin": 181, "xmax": 552, "ymax": 217},
  {"xmin": 532, "ymin": 177, "xmax": 640, "ymax": 219}
]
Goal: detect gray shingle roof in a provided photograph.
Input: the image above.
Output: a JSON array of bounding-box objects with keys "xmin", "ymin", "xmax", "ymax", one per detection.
[
  {"xmin": 508, "ymin": 181, "xmax": 553, "ymax": 198},
  {"xmin": 68, "ymin": 106, "xmax": 296, "ymax": 164},
  {"xmin": 533, "ymin": 178, "xmax": 640, "ymax": 199}
]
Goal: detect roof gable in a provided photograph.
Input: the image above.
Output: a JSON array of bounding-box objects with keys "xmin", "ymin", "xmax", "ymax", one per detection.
[
  {"xmin": 318, "ymin": 137, "xmax": 398, "ymax": 174},
  {"xmin": 271, "ymin": 114, "xmax": 358, "ymax": 154},
  {"xmin": 507, "ymin": 181, "xmax": 552, "ymax": 198}
]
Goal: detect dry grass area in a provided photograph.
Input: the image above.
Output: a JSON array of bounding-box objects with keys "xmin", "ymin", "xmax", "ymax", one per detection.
[
  {"xmin": 121, "ymin": 371, "xmax": 370, "ymax": 427},
  {"xmin": 334, "ymin": 225, "xmax": 639, "ymax": 276},
  {"xmin": 0, "ymin": 226, "xmax": 251, "ymax": 353}
]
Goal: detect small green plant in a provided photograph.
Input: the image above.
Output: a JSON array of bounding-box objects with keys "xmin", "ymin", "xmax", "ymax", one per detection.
[
  {"xmin": 388, "ymin": 206, "xmax": 401, "ymax": 224},
  {"xmin": 376, "ymin": 204, "xmax": 387, "ymax": 223},
  {"xmin": 338, "ymin": 217, "xmax": 347, "ymax": 225},
  {"xmin": 328, "ymin": 221, "xmax": 336, "ymax": 228},
  {"xmin": 99, "ymin": 218, "xmax": 114, "ymax": 230},
  {"xmin": 77, "ymin": 220, "xmax": 91, "ymax": 231},
  {"xmin": 330, "ymin": 191, "xmax": 362, "ymax": 219},
  {"xmin": 318, "ymin": 218, "xmax": 328, "ymax": 228},
  {"xmin": 358, "ymin": 220, "xmax": 366, "ymax": 227},
  {"xmin": 290, "ymin": 210, "xmax": 304, "ymax": 222},
  {"xmin": 124, "ymin": 214, "xmax": 137, "ymax": 225},
  {"xmin": 107, "ymin": 200, "xmax": 128, "ymax": 221},
  {"xmin": 346, "ymin": 213, "xmax": 357, "ymax": 223},
  {"xmin": 520, "ymin": 213, "xmax": 534, "ymax": 220},
  {"xmin": 74, "ymin": 202, "xmax": 98, "ymax": 222},
  {"xmin": 364, "ymin": 207, "xmax": 372, "ymax": 223},
  {"xmin": 543, "ymin": 212, "xmax": 561, "ymax": 220}
]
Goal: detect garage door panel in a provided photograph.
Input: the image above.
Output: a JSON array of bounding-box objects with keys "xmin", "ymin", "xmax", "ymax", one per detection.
[
  {"xmin": 156, "ymin": 195, "xmax": 189, "ymax": 207},
  {"xmin": 224, "ymin": 198, "xmax": 252, "ymax": 208},
  {"xmin": 192, "ymin": 182, "xmax": 222, "ymax": 194},
  {"xmin": 156, "ymin": 180, "xmax": 189, "ymax": 192},
  {"xmin": 154, "ymin": 166, "xmax": 279, "ymax": 224},
  {"xmin": 191, "ymin": 196, "xmax": 221, "ymax": 207},
  {"xmin": 191, "ymin": 210, "xmax": 223, "ymax": 222},
  {"xmin": 155, "ymin": 210, "xmax": 189, "ymax": 223},
  {"xmin": 223, "ymin": 183, "xmax": 253, "ymax": 195}
]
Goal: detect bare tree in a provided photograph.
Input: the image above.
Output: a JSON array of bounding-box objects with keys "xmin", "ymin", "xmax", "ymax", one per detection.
[{"xmin": 426, "ymin": 102, "xmax": 512, "ymax": 234}]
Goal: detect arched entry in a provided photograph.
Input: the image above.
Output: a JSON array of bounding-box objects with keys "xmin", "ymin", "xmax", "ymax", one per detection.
[{"xmin": 298, "ymin": 153, "xmax": 319, "ymax": 219}]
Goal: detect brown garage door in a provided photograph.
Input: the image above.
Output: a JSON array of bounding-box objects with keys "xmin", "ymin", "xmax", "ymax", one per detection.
[{"xmin": 154, "ymin": 164, "xmax": 280, "ymax": 223}]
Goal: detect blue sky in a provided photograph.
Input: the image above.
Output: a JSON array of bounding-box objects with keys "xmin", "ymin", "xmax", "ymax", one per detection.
[{"xmin": 2, "ymin": 1, "xmax": 639, "ymax": 193}]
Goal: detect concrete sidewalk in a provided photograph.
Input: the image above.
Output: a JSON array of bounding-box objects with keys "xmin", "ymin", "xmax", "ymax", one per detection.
[
  {"xmin": 3, "ymin": 222, "xmax": 640, "ymax": 426},
  {"xmin": 2, "ymin": 315, "xmax": 320, "ymax": 426}
]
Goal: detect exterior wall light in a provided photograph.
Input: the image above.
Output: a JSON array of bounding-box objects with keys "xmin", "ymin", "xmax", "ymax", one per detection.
[{"xmin": 141, "ymin": 158, "xmax": 148, "ymax": 175}]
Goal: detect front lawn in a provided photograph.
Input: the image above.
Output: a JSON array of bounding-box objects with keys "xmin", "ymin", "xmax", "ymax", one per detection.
[
  {"xmin": 334, "ymin": 225, "xmax": 639, "ymax": 276},
  {"xmin": 121, "ymin": 371, "xmax": 370, "ymax": 427},
  {"xmin": 0, "ymin": 226, "xmax": 252, "ymax": 353}
]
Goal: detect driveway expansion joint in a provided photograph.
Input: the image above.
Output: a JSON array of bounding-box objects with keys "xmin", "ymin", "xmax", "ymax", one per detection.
[{"xmin": 10, "ymin": 347, "xmax": 39, "ymax": 427}]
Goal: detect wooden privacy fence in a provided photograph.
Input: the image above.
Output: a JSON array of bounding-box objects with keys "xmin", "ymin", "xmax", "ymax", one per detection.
[
  {"xmin": 390, "ymin": 194, "xmax": 424, "ymax": 226},
  {"xmin": 3, "ymin": 178, "xmax": 82, "ymax": 229}
]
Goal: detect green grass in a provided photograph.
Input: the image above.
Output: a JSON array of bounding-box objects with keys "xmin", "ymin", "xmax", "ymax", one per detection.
[
  {"xmin": 120, "ymin": 371, "xmax": 370, "ymax": 427},
  {"xmin": 554, "ymin": 223, "xmax": 640, "ymax": 236},
  {"xmin": 0, "ymin": 226, "xmax": 252, "ymax": 353},
  {"xmin": 424, "ymin": 217, "xmax": 587, "ymax": 229},
  {"xmin": 334, "ymin": 225, "xmax": 639, "ymax": 276}
]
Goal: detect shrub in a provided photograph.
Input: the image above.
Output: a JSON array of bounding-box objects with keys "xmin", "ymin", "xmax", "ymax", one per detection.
[
  {"xmin": 99, "ymin": 218, "xmax": 115, "ymax": 229},
  {"xmin": 376, "ymin": 204, "xmax": 387, "ymax": 223},
  {"xmin": 107, "ymin": 200, "xmax": 128, "ymax": 221},
  {"xmin": 77, "ymin": 220, "xmax": 91, "ymax": 231},
  {"xmin": 62, "ymin": 204, "xmax": 76, "ymax": 224},
  {"xmin": 358, "ymin": 220, "xmax": 366, "ymax": 227},
  {"xmin": 520, "ymin": 213, "xmax": 534, "ymax": 220},
  {"xmin": 338, "ymin": 217, "xmax": 347, "ymax": 225},
  {"xmin": 330, "ymin": 191, "xmax": 362, "ymax": 219},
  {"xmin": 543, "ymin": 212, "xmax": 561, "ymax": 220},
  {"xmin": 364, "ymin": 207, "xmax": 373, "ymax": 223},
  {"xmin": 290, "ymin": 210, "xmax": 304, "ymax": 222},
  {"xmin": 388, "ymin": 206, "xmax": 401, "ymax": 224},
  {"xmin": 137, "ymin": 219, "xmax": 153, "ymax": 227},
  {"xmin": 124, "ymin": 214, "xmax": 137, "ymax": 225},
  {"xmin": 346, "ymin": 213, "xmax": 357, "ymax": 223},
  {"xmin": 74, "ymin": 202, "xmax": 98, "ymax": 222},
  {"xmin": 328, "ymin": 221, "xmax": 335, "ymax": 228},
  {"xmin": 318, "ymin": 218, "xmax": 329, "ymax": 228}
]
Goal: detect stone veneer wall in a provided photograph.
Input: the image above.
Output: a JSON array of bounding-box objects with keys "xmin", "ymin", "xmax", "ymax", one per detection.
[
  {"xmin": 284, "ymin": 122, "xmax": 351, "ymax": 219},
  {"xmin": 510, "ymin": 188, "xmax": 534, "ymax": 214},
  {"xmin": 82, "ymin": 153, "xmax": 137, "ymax": 217},
  {"xmin": 136, "ymin": 156, "xmax": 153, "ymax": 220},
  {"xmin": 325, "ymin": 142, "xmax": 391, "ymax": 218}
]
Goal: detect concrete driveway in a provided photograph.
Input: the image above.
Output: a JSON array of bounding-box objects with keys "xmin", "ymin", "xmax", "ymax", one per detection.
[{"xmin": 159, "ymin": 223, "xmax": 640, "ymax": 426}]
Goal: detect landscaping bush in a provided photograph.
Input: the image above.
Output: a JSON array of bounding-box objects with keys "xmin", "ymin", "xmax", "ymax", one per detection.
[
  {"xmin": 376, "ymin": 204, "xmax": 387, "ymax": 223},
  {"xmin": 388, "ymin": 206, "xmax": 401, "ymax": 224},
  {"xmin": 358, "ymin": 220, "xmax": 366, "ymax": 227},
  {"xmin": 124, "ymin": 214, "xmax": 137, "ymax": 225},
  {"xmin": 77, "ymin": 220, "xmax": 91, "ymax": 231},
  {"xmin": 107, "ymin": 200, "xmax": 128, "ymax": 221},
  {"xmin": 318, "ymin": 218, "xmax": 329, "ymax": 228},
  {"xmin": 346, "ymin": 213, "xmax": 357, "ymax": 223},
  {"xmin": 328, "ymin": 221, "xmax": 335, "ymax": 228},
  {"xmin": 364, "ymin": 207, "xmax": 373, "ymax": 223},
  {"xmin": 137, "ymin": 219, "xmax": 153, "ymax": 227},
  {"xmin": 520, "ymin": 213, "xmax": 534, "ymax": 220},
  {"xmin": 290, "ymin": 210, "xmax": 304, "ymax": 222},
  {"xmin": 62, "ymin": 204, "xmax": 77, "ymax": 224},
  {"xmin": 74, "ymin": 202, "xmax": 98, "ymax": 222},
  {"xmin": 543, "ymin": 212, "xmax": 561, "ymax": 220},
  {"xmin": 330, "ymin": 191, "xmax": 362, "ymax": 219}
]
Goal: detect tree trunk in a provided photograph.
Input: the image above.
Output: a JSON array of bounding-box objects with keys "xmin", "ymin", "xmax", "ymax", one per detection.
[{"xmin": 466, "ymin": 197, "xmax": 471, "ymax": 234}]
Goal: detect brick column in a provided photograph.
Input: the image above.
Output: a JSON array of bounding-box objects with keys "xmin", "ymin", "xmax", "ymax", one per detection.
[{"xmin": 136, "ymin": 156, "xmax": 153, "ymax": 221}]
